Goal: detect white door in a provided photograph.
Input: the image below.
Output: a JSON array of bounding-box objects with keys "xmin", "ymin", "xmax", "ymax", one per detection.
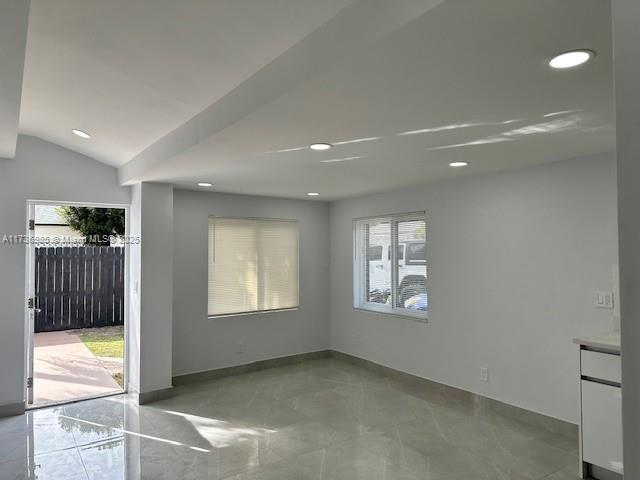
[
  {"xmin": 26, "ymin": 203, "xmax": 37, "ymax": 405},
  {"xmin": 581, "ymin": 379, "xmax": 623, "ymax": 474}
]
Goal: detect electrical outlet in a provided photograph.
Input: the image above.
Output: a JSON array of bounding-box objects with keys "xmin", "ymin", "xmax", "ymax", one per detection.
[
  {"xmin": 594, "ymin": 291, "xmax": 614, "ymax": 309},
  {"xmin": 480, "ymin": 367, "xmax": 489, "ymax": 383},
  {"xmin": 237, "ymin": 341, "xmax": 245, "ymax": 354}
]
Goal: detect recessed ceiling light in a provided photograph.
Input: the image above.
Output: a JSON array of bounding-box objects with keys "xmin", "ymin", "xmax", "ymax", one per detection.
[
  {"xmin": 72, "ymin": 129, "xmax": 91, "ymax": 139},
  {"xmin": 309, "ymin": 143, "xmax": 332, "ymax": 151},
  {"xmin": 548, "ymin": 50, "xmax": 594, "ymax": 69},
  {"xmin": 197, "ymin": 182, "xmax": 213, "ymax": 187},
  {"xmin": 307, "ymin": 192, "xmax": 320, "ymax": 196},
  {"xmin": 449, "ymin": 161, "xmax": 469, "ymax": 168}
]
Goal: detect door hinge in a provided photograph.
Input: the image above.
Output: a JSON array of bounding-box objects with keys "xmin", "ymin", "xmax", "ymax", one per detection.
[
  {"xmin": 28, "ymin": 298, "xmax": 34, "ymax": 309},
  {"xmin": 28, "ymin": 219, "xmax": 35, "ymax": 231},
  {"xmin": 26, "ymin": 377, "xmax": 33, "ymax": 389}
]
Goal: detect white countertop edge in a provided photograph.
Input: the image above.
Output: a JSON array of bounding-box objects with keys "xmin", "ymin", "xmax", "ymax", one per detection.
[{"xmin": 573, "ymin": 331, "xmax": 621, "ymax": 353}]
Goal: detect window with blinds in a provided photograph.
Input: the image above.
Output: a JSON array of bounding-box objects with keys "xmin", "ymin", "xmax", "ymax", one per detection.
[
  {"xmin": 208, "ymin": 217, "xmax": 299, "ymax": 316},
  {"xmin": 354, "ymin": 212, "xmax": 427, "ymax": 319}
]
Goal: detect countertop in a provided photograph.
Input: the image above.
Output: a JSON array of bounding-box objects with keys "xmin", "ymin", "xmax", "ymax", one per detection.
[{"xmin": 574, "ymin": 331, "xmax": 621, "ymax": 353}]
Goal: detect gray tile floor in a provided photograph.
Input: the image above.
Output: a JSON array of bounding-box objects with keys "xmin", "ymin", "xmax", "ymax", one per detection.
[{"xmin": 0, "ymin": 358, "xmax": 579, "ymax": 479}]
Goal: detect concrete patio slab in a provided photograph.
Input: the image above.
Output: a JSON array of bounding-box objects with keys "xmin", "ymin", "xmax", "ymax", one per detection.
[
  {"xmin": 96, "ymin": 356, "xmax": 124, "ymax": 377},
  {"xmin": 33, "ymin": 331, "xmax": 122, "ymax": 406}
]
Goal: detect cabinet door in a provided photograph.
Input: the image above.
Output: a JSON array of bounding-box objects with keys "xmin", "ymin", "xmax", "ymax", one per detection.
[
  {"xmin": 581, "ymin": 380, "xmax": 623, "ymax": 474},
  {"xmin": 581, "ymin": 350, "xmax": 621, "ymax": 384}
]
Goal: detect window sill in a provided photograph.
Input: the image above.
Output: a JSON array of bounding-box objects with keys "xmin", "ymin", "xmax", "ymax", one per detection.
[
  {"xmin": 208, "ymin": 307, "xmax": 299, "ymax": 319},
  {"xmin": 353, "ymin": 306, "xmax": 428, "ymax": 323}
]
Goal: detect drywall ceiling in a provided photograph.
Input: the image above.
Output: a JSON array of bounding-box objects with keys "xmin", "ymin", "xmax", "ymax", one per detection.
[
  {"xmin": 19, "ymin": 0, "xmax": 614, "ymax": 200},
  {"xmin": 19, "ymin": 0, "xmax": 355, "ymax": 165},
  {"xmin": 0, "ymin": 0, "xmax": 30, "ymax": 159}
]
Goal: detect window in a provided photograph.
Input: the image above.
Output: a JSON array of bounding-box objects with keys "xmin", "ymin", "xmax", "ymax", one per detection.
[
  {"xmin": 354, "ymin": 213, "xmax": 427, "ymax": 318},
  {"xmin": 405, "ymin": 242, "xmax": 425, "ymax": 265},
  {"xmin": 367, "ymin": 245, "xmax": 383, "ymax": 262},
  {"xmin": 208, "ymin": 217, "xmax": 299, "ymax": 316}
]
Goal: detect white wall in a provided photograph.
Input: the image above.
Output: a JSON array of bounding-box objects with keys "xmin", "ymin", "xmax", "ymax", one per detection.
[
  {"xmin": 0, "ymin": 135, "xmax": 130, "ymax": 409},
  {"xmin": 613, "ymin": 0, "xmax": 640, "ymax": 475},
  {"xmin": 137, "ymin": 183, "xmax": 173, "ymax": 394},
  {"xmin": 329, "ymin": 154, "xmax": 617, "ymax": 424},
  {"xmin": 172, "ymin": 190, "xmax": 330, "ymax": 376},
  {"xmin": 128, "ymin": 184, "xmax": 142, "ymax": 394},
  {"xmin": 0, "ymin": 136, "xmax": 620, "ymax": 429}
]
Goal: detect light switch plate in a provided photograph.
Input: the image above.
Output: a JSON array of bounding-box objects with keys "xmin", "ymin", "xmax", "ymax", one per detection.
[{"xmin": 594, "ymin": 291, "xmax": 614, "ymax": 309}]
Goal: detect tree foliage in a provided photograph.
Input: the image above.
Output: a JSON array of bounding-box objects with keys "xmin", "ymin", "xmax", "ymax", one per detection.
[{"xmin": 56, "ymin": 207, "xmax": 125, "ymax": 245}]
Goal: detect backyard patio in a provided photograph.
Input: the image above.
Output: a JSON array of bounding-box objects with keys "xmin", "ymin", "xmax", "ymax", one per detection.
[
  {"xmin": 33, "ymin": 326, "xmax": 123, "ymax": 406},
  {"xmin": 30, "ymin": 230, "xmax": 126, "ymax": 406}
]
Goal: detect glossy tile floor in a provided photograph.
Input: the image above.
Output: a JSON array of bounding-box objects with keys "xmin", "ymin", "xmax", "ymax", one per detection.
[{"xmin": 0, "ymin": 358, "xmax": 579, "ymax": 479}]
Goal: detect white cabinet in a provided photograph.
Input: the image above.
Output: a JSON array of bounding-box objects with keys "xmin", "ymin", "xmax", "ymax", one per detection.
[
  {"xmin": 581, "ymin": 350, "xmax": 621, "ymax": 384},
  {"xmin": 575, "ymin": 340, "xmax": 623, "ymax": 479},
  {"xmin": 581, "ymin": 379, "xmax": 623, "ymax": 475}
]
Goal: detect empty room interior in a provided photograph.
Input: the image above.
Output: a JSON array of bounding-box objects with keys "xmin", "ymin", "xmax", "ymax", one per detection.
[{"xmin": 1, "ymin": 0, "xmax": 639, "ymax": 479}]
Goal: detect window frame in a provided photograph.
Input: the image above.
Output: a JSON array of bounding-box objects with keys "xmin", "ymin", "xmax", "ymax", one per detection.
[
  {"xmin": 207, "ymin": 215, "xmax": 300, "ymax": 318},
  {"xmin": 353, "ymin": 212, "xmax": 427, "ymax": 321}
]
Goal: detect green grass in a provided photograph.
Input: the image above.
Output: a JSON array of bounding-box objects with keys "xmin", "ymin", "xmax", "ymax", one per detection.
[{"xmin": 78, "ymin": 327, "xmax": 124, "ymax": 358}]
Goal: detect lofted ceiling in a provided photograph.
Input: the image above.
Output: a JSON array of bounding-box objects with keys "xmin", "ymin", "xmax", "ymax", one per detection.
[
  {"xmin": 17, "ymin": 0, "xmax": 614, "ymax": 200},
  {"xmin": 0, "ymin": 0, "xmax": 30, "ymax": 159},
  {"xmin": 19, "ymin": 0, "xmax": 355, "ymax": 165}
]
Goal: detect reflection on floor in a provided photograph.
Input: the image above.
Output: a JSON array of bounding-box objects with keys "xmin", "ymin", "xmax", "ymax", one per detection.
[
  {"xmin": 33, "ymin": 331, "xmax": 122, "ymax": 406},
  {"xmin": 1, "ymin": 358, "xmax": 578, "ymax": 479}
]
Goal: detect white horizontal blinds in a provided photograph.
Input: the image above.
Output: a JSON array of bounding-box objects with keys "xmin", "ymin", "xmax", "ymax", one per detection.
[
  {"xmin": 208, "ymin": 218, "xmax": 258, "ymax": 315},
  {"xmin": 363, "ymin": 220, "xmax": 391, "ymax": 305},
  {"xmin": 208, "ymin": 217, "xmax": 299, "ymax": 316},
  {"xmin": 394, "ymin": 219, "xmax": 426, "ymax": 308},
  {"xmin": 258, "ymin": 220, "xmax": 298, "ymax": 311}
]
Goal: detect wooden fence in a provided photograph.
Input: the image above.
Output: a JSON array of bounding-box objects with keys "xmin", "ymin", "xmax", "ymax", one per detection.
[{"xmin": 34, "ymin": 247, "xmax": 125, "ymax": 332}]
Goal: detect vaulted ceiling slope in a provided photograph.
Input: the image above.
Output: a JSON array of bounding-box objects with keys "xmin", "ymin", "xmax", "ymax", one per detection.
[
  {"xmin": 0, "ymin": 0, "xmax": 30, "ymax": 159},
  {"xmin": 20, "ymin": 0, "xmax": 356, "ymax": 165},
  {"xmin": 17, "ymin": 0, "xmax": 614, "ymax": 200}
]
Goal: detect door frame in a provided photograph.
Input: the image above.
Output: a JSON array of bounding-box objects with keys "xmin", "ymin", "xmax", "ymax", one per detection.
[{"xmin": 25, "ymin": 199, "xmax": 130, "ymax": 408}]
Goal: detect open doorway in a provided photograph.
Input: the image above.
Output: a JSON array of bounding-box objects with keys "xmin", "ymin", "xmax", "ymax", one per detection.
[{"xmin": 26, "ymin": 201, "xmax": 128, "ymax": 407}]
